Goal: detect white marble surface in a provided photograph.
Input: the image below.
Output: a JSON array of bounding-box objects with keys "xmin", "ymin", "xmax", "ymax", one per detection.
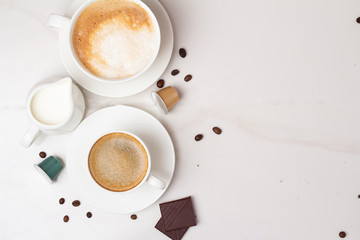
[{"xmin": 1, "ymin": 0, "xmax": 360, "ymax": 239}]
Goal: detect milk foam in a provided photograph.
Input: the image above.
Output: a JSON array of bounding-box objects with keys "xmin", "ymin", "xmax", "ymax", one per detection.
[
  {"xmin": 72, "ymin": 0, "xmax": 159, "ymax": 80},
  {"xmin": 89, "ymin": 19, "xmax": 157, "ymax": 79},
  {"xmin": 30, "ymin": 80, "xmax": 72, "ymax": 125}
]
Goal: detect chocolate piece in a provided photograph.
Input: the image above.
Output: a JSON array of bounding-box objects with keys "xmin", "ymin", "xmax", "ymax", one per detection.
[
  {"xmin": 131, "ymin": 214, "xmax": 137, "ymax": 220},
  {"xmin": 179, "ymin": 48, "xmax": 186, "ymax": 58},
  {"xmin": 59, "ymin": 198, "xmax": 65, "ymax": 205},
  {"xmin": 155, "ymin": 218, "xmax": 188, "ymax": 240},
  {"xmin": 159, "ymin": 196, "xmax": 196, "ymax": 231},
  {"xmin": 171, "ymin": 69, "xmax": 180, "ymax": 76},
  {"xmin": 194, "ymin": 134, "xmax": 203, "ymax": 141},
  {"xmin": 357, "ymin": 17, "xmax": 360, "ymax": 24},
  {"xmin": 212, "ymin": 127, "xmax": 222, "ymax": 135},
  {"xmin": 86, "ymin": 212, "xmax": 92, "ymax": 218},
  {"xmin": 63, "ymin": 215, "xmax": 69, "ymax": 222},
  {"xmin": 184, "ymin": 75, "xmax": 192, "ymax": 82},
  {"xmin": 39, "ymin": 152, "xmax": 47, "ymax": 158},
  {"xmin": 157, "ymin": 79, "xmax": 165, "ymax": 88},
  {"xmin": 339, "ymin": 231, "xmax": 346, "ymax": 238},
  {"xmin": 72, "ymin": 200, "xmax": 80, "ymax": 207}
]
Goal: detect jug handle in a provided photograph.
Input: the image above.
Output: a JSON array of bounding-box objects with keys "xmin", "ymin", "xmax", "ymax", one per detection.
[{"xmin": 22, "ymin": 125, "xmax": 40, "ymax": 148}]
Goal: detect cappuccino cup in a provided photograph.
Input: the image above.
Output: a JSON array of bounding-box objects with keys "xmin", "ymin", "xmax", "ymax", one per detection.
[
  {"xmin": 47, "ymin": 0, "xmax": 161, "ymax": 83},
  {"xmin": 88, "ymin": 131, "xmax": 166, "ymax": 192}
]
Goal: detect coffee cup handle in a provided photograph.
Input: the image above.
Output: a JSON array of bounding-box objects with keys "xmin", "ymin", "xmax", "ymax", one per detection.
[
  {"xmin": 22, "ymin": 125, "xmax": 40, "ymax": 148},
  {"xmin": 46, "ymin": 14, "xmax": 71, "ymax": 31},
  {"xmin": 147, "ymin": 175, "xmax": 166, "ymax": 190}
]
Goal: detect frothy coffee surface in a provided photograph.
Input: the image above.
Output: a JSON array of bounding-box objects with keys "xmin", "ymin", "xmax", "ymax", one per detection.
[
  {"xmin": 73, "ymin": 0, "xmax": 158, "ymax": 79},
  {"xmin": 88, "ymin": 132, "xmax": 148, "ymax": 192}
]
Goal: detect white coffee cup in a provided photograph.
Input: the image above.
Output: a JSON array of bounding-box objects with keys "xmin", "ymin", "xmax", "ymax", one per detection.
[
  {"xmin": 88, "ymin": 131, "xmax": 166, "ymax": 193},
  {"xmin": 22, "ymin": 77, "xmax": 85, "ymax": 148},
  {"xmin": 47, "ymin": 0, "xmax": 161, "ymax": 83}
]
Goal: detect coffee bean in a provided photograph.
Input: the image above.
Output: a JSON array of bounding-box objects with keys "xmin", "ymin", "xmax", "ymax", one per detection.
[
  {"xmin": 86, "ymin": 212, "xmax": 92, "ymax": 218},
  {"xmin": 358, "ymin": 194, "xmax": 360, "ymax": 199},
  {"xmin": 157, "ymin": 79, "xmax": 165, "ymax": 88},
  {"xmin": 171, "ymin": 69, "xmax": 179, "ymax": 76},
  {"xmin": 184, "ymin": 74, "xmax": 192, "ymax": 82},
  {"xmin": 131, "ymin": 214, "xmax": 137, "ymax": 220},
  {"xmin": 59, "ymin": 198, "xmax": 65, "ymax": 205},
  {"xmin": 72, "ymin": 200, "xmax": 81, "ymax": 207},
  {"xmin": 195, "ymin": 134, "xmax": 203, "ymax": 141},
  {"xmin": 339, "ymin": 231, "xmax": 346, "ymax": 238},
  {"xmin": 212, "ymin": 127, "xmax": 222, "ymax": 135},
  {"xmin": 39, "ymin": 152, "xmax": 47, "ymax": 158},
  {"xmin": 356, "ymin": 17, "xmax": 360, "ymax": 24},
  {"xmin": 63, "ymin": 215, "xmax": 69, "ymax": 223},
  {"xmin": 179, "ymin": 48, "xmax": 187, "ymax": 58}
]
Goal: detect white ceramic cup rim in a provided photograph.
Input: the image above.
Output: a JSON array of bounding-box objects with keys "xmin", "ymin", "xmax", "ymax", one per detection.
[
  {"xmin": 66, "ymin": 0, "xmax": 161, "ymax": 84},
  {"xmin": 88, "ymin": 131, "xmax": 152, "ymax": 194}
]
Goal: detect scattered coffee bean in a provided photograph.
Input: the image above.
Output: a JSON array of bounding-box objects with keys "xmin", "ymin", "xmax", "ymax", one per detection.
[
  {"xmin": 86, "ymin": 212, "xmax": 92, "ymax": 218},
  {"xmin": 59, "ymin": 198, "xmax": 65, "ymax": 205},
  {"xmin": 72, "ymin": 200, "xmax": 81, "ymax": 207},
  {"xmin": 63, "ymin": 215, "xmax": 69, "ymax": 223},
  {"xmin": 179, "ymin": 48, "xmax": 187, "ymax": 58},
  {"xmin": 195, "ymin": 134, "xmax": 203, "ymax": 141},
  {"xmin": 357, "ymin": 17, "xmax": 360, "ymax": 24},
  {"xmin": 157, "ymin": 79, "xmax": 165, "ymax": 88},
  {"xmin": 339, "ymin": 231, "xmax": 346, "ymax": 238},
  {"xmin": 184, "ymin": 74, "xmax": 192, "ymax": 82},
  {"xmin": 171, "ymin": 69, "xmax": 179, "ymax": 76},
  {"xmin": 39, "ymin": 152, "xmax": 47, "ymax": 158},
  {"xmin": 131, "ymin": 214, "xmax": 137, "ymax": 220},
  {"xmin": 212, "ymin": 127, "xmax": 222, "ymax": 135},
  {"xmin": 358, "ymin": 194, "xmax": 360, "ymax": 199}
]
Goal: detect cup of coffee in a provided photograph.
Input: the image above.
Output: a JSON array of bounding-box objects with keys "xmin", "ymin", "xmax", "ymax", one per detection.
[
  {"xmin": 47, "ymin": 0, "xmax": 161, "ymax": 82},
  {"xmin": 88, "ymin": 131, "xmax": 166, "ymax": 192},
  {"xmin": 22, "ymin": 77, "xmax": 85, "ymax": 147}
]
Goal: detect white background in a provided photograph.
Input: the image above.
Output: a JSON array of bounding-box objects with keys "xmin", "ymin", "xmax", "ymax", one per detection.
[{"xmin": 1, "ymin": 0, "xmax": 360, "ymax": 239}]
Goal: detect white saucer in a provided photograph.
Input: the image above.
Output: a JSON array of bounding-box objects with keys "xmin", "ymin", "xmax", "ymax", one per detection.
[
  {"xmin": 66, "ymin": 105, "xmax": 175, "ymax": 214},
  {"xmin": 59, "ymin": 0, "xmax": 174, "ymax": 97}
]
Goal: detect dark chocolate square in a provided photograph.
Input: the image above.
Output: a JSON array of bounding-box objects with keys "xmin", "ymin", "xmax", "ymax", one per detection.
[
  {"xmin": 159, "ymin": 196, "xmax": 196, "ymax": 231},
  {"xmin": 155, "ymin": 218, "xmax": 188, "ymax": 240}
]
